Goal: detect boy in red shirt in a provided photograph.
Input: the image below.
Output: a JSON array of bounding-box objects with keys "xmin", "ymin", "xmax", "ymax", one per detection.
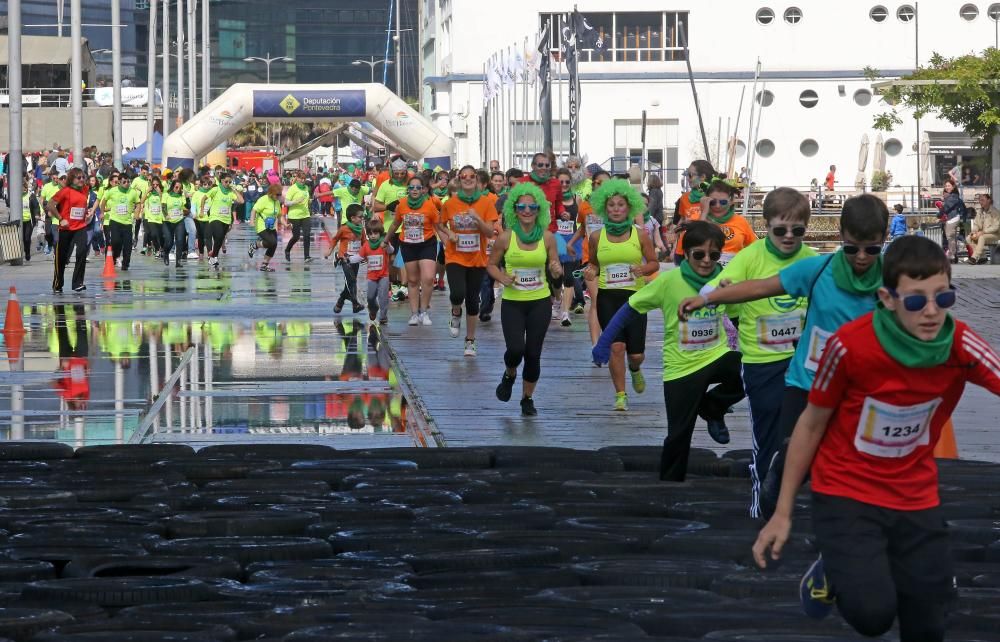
[
  {"xmin": 327, "ymin": 203, "xmax": 366, "ymax": 314},
  {"xmin": 753, "ymin": 236, "xmax": 1000, "ymax": 642},
  {"xmin": 47, "ymin": 168, "xmax": 92, "ymax": 293},
  {"xmin": 358, "ymin": 217, "xmax": 394, "ymax": 325}
]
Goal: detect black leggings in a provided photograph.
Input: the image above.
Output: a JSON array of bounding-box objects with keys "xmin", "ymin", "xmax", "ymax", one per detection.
[
  {"xmin": 500, "ymin": 297, "xmax": 551, "ymax": 384},
  {"xmin": 21, "ymin": 219, "xmax": 33, "ymax": 260},
  {"xmin": 195, "ymin": 219, "xmax": 211, "ymax": 254},
  {"xmin": 446, "ymin": 264, "xmax": 486, "ymax": 316},
  {"xmin": 109, "ymin": 221, "xmax": 133, "ymax": 269},
  {"xmin": 208, "ymin": 221, "xmax": 230, "ymax": 258},
  {"xmin": 133, "ymin": 219, "xmax": 143, "ymax": 248},
  {"xmin": 338, "ymin": 261, "xmax": 361, "ymax": 305},
  {"xmin": 258, "ymin": 230, "xmax": 277, "ymax": 258},
  {"xmin": 286, "ymin": 217, "xmax": 312, "ymax": 259},
  {"xmin": 145, "ymin": 222, "xmax": 162, "ymax": 253},
  {"xmin": 161, "ymin": 220, "xmax": 185, "ymax": 261}
]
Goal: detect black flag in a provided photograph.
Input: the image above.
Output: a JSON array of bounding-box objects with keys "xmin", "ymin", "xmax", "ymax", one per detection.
[
  {"xmin": 573, "ymin": 10, "xmax": 605, "ymax": 51},
  {"xmin": 537, "ymin": 24, "xmax": 553, "ymax": 155}
]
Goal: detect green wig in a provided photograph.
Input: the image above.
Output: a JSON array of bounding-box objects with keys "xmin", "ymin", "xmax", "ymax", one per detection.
[
  {"xmin": 502, "ymin": 181, "xmax": 552, "ymax": 230},
  {"xmin": 590, "ymin": 178, "xmax": 645, "ymax": 223}
]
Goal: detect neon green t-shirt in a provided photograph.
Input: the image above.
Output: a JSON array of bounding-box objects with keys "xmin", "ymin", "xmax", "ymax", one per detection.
[
  {"xmin": 190, "ymin": 188, "xmax": 211, "ymax": 222},
  {"xmin": 334, "ymin": 185, "xmax": 370, "ymax": 215},
  {"xmin": 161, "ymin": 192, "xmax": 187, "ymax": 223},
  {"xmin": 709, "ymin": 240, "xmax": 817, "ymax": 363},
  {"xmin": 103, "ymin": 186, "xmax": 141, "ymax": 226},
  {"xmin": 41, "ymin": 181, "xmax": 62, "ymax": 223},
  {"xmin": 130, "ymin": 176, "xmax": 151, "ymax": 199},
  {"xmin": 206, "ymin": 186, "xmax": 238, "ymax": 225},
  {"xmin": 629, "ymin": 268, "xmax": 732, "ymax": 382},
  {"xmin": 143, "ymin": 191, "xmax": 164, "ymax": 224},
  {"xmin": 285, "ymin": 183, "xmax": 311, "ymax": 220},
  {"xmin": 251, "ymin": 195, "xmax": 282, "ymax": 234},
  {"xmin": 375, "ymin": 179, "xmax": 408, "ymax": 228}
]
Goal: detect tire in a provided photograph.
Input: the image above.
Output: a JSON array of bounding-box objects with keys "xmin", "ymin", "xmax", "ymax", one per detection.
[
  {"xmin": 327, "ymin": 526, "xmax": 479, "ymax": 555},
  {"xmin": 73, "ymin": 444, "xmax": 195, "ymax": 461},
  {"xmin": 162, "ymin": 510, "xmax": 320, "ymax": 537},
  {"xmin": 290, "ymin": 459, "xmax": 418, "ymax": 473},
  {"xmin": 546, "ymin": 501, "xmax": 671, "ymax": 518},
  {"xmin": 21, "ymin": 577, "xmax": 212, "ymax": 607},
  {"xmin": 344, "ymin": 488, "xmax": 463, "ymax": 507},
  {"xmin": 247, "ymin": 563, "xmax": 413, "ymax": 587},
  {"xmin": 347, "ymin": 447, "xmax": 496, "ymax": 470},
  {"xmin": 443, "ymin": 604, "xmax": 647, "ymax": 639},
  {"xmin": 61, "ymin": 555, "xmax": 242, "ymax": 581},
  {"xmin": 529, "ymin": 585, "xmax": 737, "ymax": 610},
  {"xmin": 148, "ymin": 537, "xmax": 332, "ymax": 567},
  {"xmin": 402, "ymin": 546, "xmax": 561, "ymax": 573},
  {"xmin": 558, "ymin": 516, "xmax": 709, "ymax": 547},
  {"xmin": 196, "ymin": 444, "xmax": 338, "ymax": 460},
  {"xmin": 947, "ymin": 519, "xmax": 1000, "ymax": 546},
  {"xmin": 0, "ymin": 489, "xmax": 76, "ymax": 509},
  {"xmin": 492, "ymin": 451, "xmax": 625, "ymax": 473},
  {"xmin": 477, "ymin": 530, "xmax": 642, "ymax": 560},
  {"xmin": 281, "ymin": 621, "xmax": 529, "ymax": 641},
  {"xmin": 572, "ymin": 558, "xmax": 743, "ymax": 590},
  {"xmin": 0, "ymin": 560, "xmax": 56, "ymax": 582},
  {"xmin": 0, "ymin": 442, "xmax": 74, "ymax": 461},
  {"xmin": 153, "ymin": 460, "xmax": 281, "ymax": 483},
  {"xmin": 0, "ymin": 608, "xmax": 74, "ymax": 640},
  {"xmin": 200, "ymin": 479, "xmax": 331, "ymax": 493},
  {"xmin": 413, "ymin": 503, "xmax": 557, "ymax": 531},
  {"xmin": 405, "ymin": 566, "xmax": 580, "ymax": 593}
]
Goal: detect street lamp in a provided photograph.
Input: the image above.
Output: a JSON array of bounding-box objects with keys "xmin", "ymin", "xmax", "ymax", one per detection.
[
  {"xmin": 243, "ymin": 52, "xmax": 294, "ymax": 84},
  {"xmin": 352, "ymin": 56, "xmax": 392, "ymax": 83}
]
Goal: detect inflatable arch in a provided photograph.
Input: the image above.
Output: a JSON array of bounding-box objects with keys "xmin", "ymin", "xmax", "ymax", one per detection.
[{"xmin": 162, "ymin": 83, "xmax": 453, "ymax": 171}]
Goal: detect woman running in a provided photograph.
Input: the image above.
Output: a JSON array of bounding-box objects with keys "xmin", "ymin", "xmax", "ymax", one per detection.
[
  {"xmin": 189, "ymin": 175, "xmax": 214, "ymax": 259},
  {"xmin": 140, "ymin": 176, "xmax": 164, "ymax": 260},
  {"xmin": 488, "ymin": 182, "xmax": 562, "ymax": 416},
  {"xmin": 387, "ymin": 175, "xmax": 441, "ymax": 326},
  {"xmin": 567, "ymin": 170, "xmax": 610, "ymax": 345},
  {"xmin": 205, "ymin": 172, "xmax": 244, "ymax": 268},
  {"xmin": 247, "ymin": 182, "xmax": 283, "ymax": 272},
  {"xmin": 551, "ymin": 167, "xmax": 586, "ymax": 326},
  {"xmin": 438, "ymin": 164, "xmax": 500, "ymax": 356},
  {"xmin": 587, "ymin": 178, "xmax": 658, "ymax": 411},
  {"xmin": 160, "ymin": 179, "xmax": 189, "ymax": 267},
  {"xmin": 673, "ymin": 159, "xmax": 717, "ymax": 265}
]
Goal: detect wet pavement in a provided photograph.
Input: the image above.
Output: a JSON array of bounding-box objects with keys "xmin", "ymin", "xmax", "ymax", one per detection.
[{"xmin": 2, "ymin": 221, "xmax": 1000, "ymax": 460}]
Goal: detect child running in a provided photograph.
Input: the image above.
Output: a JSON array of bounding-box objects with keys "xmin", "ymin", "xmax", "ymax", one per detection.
[
  {"xmin": 359, "ymin": 219, "xmax": 394, "ymax": 325},
  {"xmin": 753, "ymin": 235, "xmax": 1000, "ymax": 642},
  {"xmin": 328, "ymin": 203, "xmax": 367, "ymax": 314},
  {"xmin": 594, "ymin": 220, "xmax": 745, "ymax": 479}
]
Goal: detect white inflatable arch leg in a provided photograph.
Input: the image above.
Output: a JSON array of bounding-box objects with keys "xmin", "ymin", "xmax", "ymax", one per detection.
[{"xmin": 162, "ymin": 83, "xmax": 452, "ymax": 170}]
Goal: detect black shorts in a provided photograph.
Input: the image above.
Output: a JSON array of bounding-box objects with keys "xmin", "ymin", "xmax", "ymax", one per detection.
[
  {"xmin": 400, "ymin": 238, "xmax": 438, "ymax": 263},
  {"xmin": 812, "ymin": 492, "xmax": 955, "ymax": 601},
  {"xmin": 436, "ymin": 241, "xmax": 446, "ymax": 265},
  {"xmin": 596, "ymin": 288, "xmax": 647, "ymax": 355}
]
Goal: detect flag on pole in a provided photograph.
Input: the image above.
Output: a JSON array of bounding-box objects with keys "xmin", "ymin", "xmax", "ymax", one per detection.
[
  {"xmin": 537, "ymin": 23, "xmax": 553, "ymax": 154},
  {"xmin": 573, "ymin": 10, "xmax": 606, "ymax": 52}
]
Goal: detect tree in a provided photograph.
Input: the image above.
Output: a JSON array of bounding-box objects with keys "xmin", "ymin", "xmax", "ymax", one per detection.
[{"xmin": 868, "ymin": 49, "xmax": 1000, "ymax": 192}]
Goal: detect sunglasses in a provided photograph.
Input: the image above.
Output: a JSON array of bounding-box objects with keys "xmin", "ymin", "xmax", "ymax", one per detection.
[
  {"xmin": 407, "ymin": 185, "xmax": 423, "ymax": 191},
  {"xmin": 559, "ymin": 180, "xmax": 571, "ymax": 185},
  {"xmin": 459, "ymin": 174, "xmax": 477, "ymax": 180},
  {"xmin": 842, "ymin": 243, "xmax": 882, "ymax": 256},
  {"xmin": 771, "ymin": 225, "xmax": 807, "ymax": 238},
  {"xmin": 709, "ymin": 199, "xmax": 729, "ymax": 207},
  {"xmin": 690, "ymin": 250, "xmax": 722, "ymax": 262},
  {"xmin": 888, "ymin": 286, "xmax": 957, "ymax": 312},
  {"xmin": 515, "ymin": 203, "xmax": 540, "ymax": 213},
  {"xmin": 534, "ymin": 162, "xmax": 552, "ymax": 169}
]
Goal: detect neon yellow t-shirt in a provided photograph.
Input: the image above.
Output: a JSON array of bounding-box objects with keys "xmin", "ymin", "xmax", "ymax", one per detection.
[
  {"xmin": 103, "ymin": 186, "xmax": 141, "ymax": 226},
  {"xmin": 206, "ymin": 186, "xmax": 238, "ymax": 225},
  {"xmin": 284, "ymin": 183, "xmax": 311, "ymax": 220}
]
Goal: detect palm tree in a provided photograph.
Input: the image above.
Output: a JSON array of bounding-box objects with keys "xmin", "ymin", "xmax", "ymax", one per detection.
[{"xmin": 229, "ymin": 123, "xmax": 267, "ymax": 148}]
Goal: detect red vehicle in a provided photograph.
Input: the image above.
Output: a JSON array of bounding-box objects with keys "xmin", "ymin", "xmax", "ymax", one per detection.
[{"xmin": 226, "ymin": 150, "xmax": 281, "ymax": 174}]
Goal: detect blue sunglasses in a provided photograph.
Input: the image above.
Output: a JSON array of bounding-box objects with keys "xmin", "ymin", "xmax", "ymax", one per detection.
[{"xmin": 888, "ymin": 286, "xmax": 957, "ymax": 312}]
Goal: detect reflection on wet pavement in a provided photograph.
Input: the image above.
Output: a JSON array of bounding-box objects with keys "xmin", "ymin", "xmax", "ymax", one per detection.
[{"xmin": 2, "ymin": 305, "xmax": 419, "ymax": 448}]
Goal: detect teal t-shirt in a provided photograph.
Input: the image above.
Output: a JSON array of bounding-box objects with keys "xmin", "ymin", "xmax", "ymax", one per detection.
[{"xmin": 779, "ymin": 254, "xmax": 878, "ymax": 391}]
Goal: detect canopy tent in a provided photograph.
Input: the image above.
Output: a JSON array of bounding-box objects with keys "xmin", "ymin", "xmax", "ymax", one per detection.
[{"xmin": 123, "ymin": 131, "xmax": 164, "ymax": 164}]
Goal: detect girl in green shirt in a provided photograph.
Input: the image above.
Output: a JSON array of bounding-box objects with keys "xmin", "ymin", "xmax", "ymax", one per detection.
[
  {"xmin": 247, "ymin": 183, "xmax": 283, "ymax": 272},
  {"xmin": 160, "ymin": 179, "xmax": 189, "ymax": 267}
]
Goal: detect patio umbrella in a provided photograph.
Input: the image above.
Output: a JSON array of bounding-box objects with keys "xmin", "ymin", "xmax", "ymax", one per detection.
[
  {"xmin": 919, "ymin": 131, "xmax": 931, "ymax": 187},
  {"xmin": 873, "ymin": 133, "xmax": 886, "ymax": 173},
  {"xmin": 855, "ymin": 133, "xmax": 869, "ymax": 190}
]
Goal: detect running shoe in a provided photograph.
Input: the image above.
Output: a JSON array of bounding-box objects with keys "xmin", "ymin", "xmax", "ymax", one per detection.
[
  {"xmin": 140, "ymin": 248, "xmax": 147, "ymax": 256},
  {"xmin": 335, "ymin": 301, "xmax": 344, "ymax": 314},
  {"xmin": 520, "ymin": 396, "xmax": 537, "ymax": 416},
  {"xmin": 464, "ymin": 339, "xmax": 477, "ymax": 357},
  {"xmin": 209, "ymin": 256, "xmax": 219, "ymax": 267},
  {"xmin": 480, "ymin": 313, "xmax": 492, "ymax": 323},
  {"xmin": 614, "ymin": 392, "xmax": 628, "ymax": 411},
  {"xmin": 496, "ymin": 372, "xmax": 516, "ymax": 402},
  {"xmin": 247, "ymin": 242, "xmax": 256, "ymax": 258},
  {"xmin": 379, "ymin": 318, "xmax": 389, "ymax": 326},
  {"xmin": 259, "ymin": 264, "xmax": 275, "ymax": 272},
  {"xmin": 72, "ymin": 285, "xmax": 86, "ymax": 292},
  {"xmin": 52, "ymin": 288, "xmax": 62, "ymax": 294},
  {"xmin": 169, "ymin": 252, "xmax": 176, "ymax": 262},
  {"xmin": 551, "ymin": 304, "xmax": 562, "ymax": 320},
  {"xmin": 285, "ymin": 250, "xmax": 291, "ymax": 262},
  {"xmin": 221, "ymin": 243, "xmax": 227, "ymax": 254},
  {"xmin": 561, "ymin": 312, "xmax": 572, "ymax": 327},
  {"xmin": 759, "ymin": 451, "xmax": 783, "ymax": 521},
  {"xmin": 408, "ymin": 313, "xmax": 420, "ymax": 326},
  {"xmin": 449, "ymin": 315, "xmax": 461, "ymax": 338},
  {"xmin": 707, "ymin": 417, "xmax": 731, "ymax": 445},
  {"xmin": 304, "ymin": 257, "xmax": 314, "ymax": 263},
  {"xmin": 800, "ymin": 557, "xmax": 835, "ymax": 620},
  {"xmin": 163, "ymin": 253, "xmax": 169, "ymax": 266},
  {"xmin": 630, "ymin": 368, "xmax": 646, "ymax": 394},
  {"xmin": 352, "ymin": 302, "xmax": 364, "ymax": 314},
  {"xmin": 392, "ymin": 288, "xmax": 408, "ymax": 303},
  {"xmin": 186, "ymin": 251, "xmax": 199, "ymax": 259},
  {"xmin": 421, "ymin": 312, "xmax": 432, "ymax": 326}
]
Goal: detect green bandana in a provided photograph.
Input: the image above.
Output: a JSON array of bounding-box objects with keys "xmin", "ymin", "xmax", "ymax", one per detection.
[
  {"xmin": 118, "ymin": 185, "xmax": 130, "ymax": 193},
  {"xmin": 199, "ymin": 187, "xmax": 210, "ymax": 193},
  {"xmin": 295, "ymin": 181, "xmax": 304, "ymax": 188},
  {"xmin": 346, "ymin": 221, "xmax": 364, "ymax": 235},
  {"xmin": 433, "ymin": 187, "xmax": 449, "ymax": 198},
  {"xmin": 872, "ymin": 303, "xmax": 955, "ymax": 368},
  {"xmin": 220, "ymin": 186, "xmax": 232, "ymax": 194},
  {"xmin": 512, "ymin": 221, "xmax": 544, "ymax": 245},
  {"xmin": 406, "ymin": 194, "xmax": 428, "ymax": 209},
  {"xmin": 457, "ymin": 189, "xmax": 483, "ymax": 205},
  {"xmin": 764, "ymin": 236, "xmax": 799, "ymax": 260},
  {"xmin": 708, "ymin": 208, "xmax": 735, "ymax": 224},
  {"xmin": 680, "ymin": 260, "xmax": 721, "ymax": 292},
  {"xmin": 604, "ymin": 220, "xmax": 633, "ymax": 236},
  {"xmin": 529, "ymin": 172, "xmax": 549, "ymax": 184},
  {"xmin": 831, "ymin": 250, "xmax": 883, "ymax": 296},
  {"xmin": 389, "ymin": 177, "xmax": 406, "ymax": 187},
  {"xmin": 689, "ymin": 188, "xmax": 704, "ymax": 203},
  {"xmin": 563, "ymin": 190, "xmax": 574, "ymax": 200},
  {"xmin": 367, "ymin": 235, "xmax": 384, "ymax": 250}
]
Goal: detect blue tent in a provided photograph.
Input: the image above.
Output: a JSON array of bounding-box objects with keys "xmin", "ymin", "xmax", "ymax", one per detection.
[{"xmin": 123, "ymin": 131, "xmax": 164, "ymax": 164}]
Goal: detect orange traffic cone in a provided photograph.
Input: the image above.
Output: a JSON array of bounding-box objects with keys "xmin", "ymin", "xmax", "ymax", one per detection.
[
  {"xmin": 101, "ymin": 247, "xmax": 117, "ymax": 278},
  {"xmin": 2, "ymin": 287, "xmax": 25, "ymax": 335},
  {"xmin": 934, "ymin": 418, "xmax": 959, "ymax": 459}
]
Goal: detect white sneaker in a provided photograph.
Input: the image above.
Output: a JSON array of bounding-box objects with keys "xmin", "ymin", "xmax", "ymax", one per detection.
[
  {"xmin": 421, "ymin": 312, "xmax": 432, "ymax": 326},
  {"xmin": 449, "ymin": 315, "xmax": 461, "ymax": 338},
  {"xmin": 561, "ymin": 311, "xmax": 572, "ymax": 327},
  {"xmin": 115, "ymin": 258, "xmax": 122, "ymax": 268},
  {"xmin": 209, "ymin": 256, "xmax": 219, "ymax": 267},
  {"xmin": 408, "ymin": 313, "xmax": 420, "ymax": 326},
  {"xmin": 551, "ymin": 303, "xmax": 562, "ymax": 320},
  {"xmin": 464, "ymin": 339, "xmax": 477, "ymax": 357},
  {"xmin": 168, "ymin": 252, "xmax": 176, "ymax": 262},
  {"xmin": 186, "ymin": 251, "xmax": 198, "ymax": 259}
]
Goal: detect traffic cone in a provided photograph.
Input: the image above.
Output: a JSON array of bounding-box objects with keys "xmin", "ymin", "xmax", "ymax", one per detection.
[
  {"xmin": 2, "ymin": 287, "xmax": 25, "ymax": 335},
  {"xmin": 934, "ymin": 418, "xmax": 959, "ymax": 459},
  {"xmin": 102, "ymin": 247, "xmax": 116, "ymax": 278}
]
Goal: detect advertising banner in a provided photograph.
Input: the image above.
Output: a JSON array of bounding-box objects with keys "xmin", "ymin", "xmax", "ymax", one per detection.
[{"xmin": 252, "ymin": 90, "xmax": 366, "ymax": 118}]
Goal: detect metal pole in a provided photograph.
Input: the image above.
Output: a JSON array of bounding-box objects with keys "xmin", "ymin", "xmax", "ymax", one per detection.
[
  {"xmin": 176, "ymin": 0, "xmax": 185, "ymax": 128},
  {"xmin": 146, "ymin": 0, "xmax": 157, "ymax": 165},
  {"xmin": 112, "ymin": 0, "xmax": 123, "ymax": 169},
  {"xmin": 162, "ymin": 0, "xmax": 170, "ymax": 140},
  {"xmin": 395, "ymin": 0, "xmax": 402, "ymax": 97},
  {"xmin": 915, "ymin": 1, "xmax": 921, "ymax": 207},
  {"xmin": 114, "ymin": 362, "xmax": 124, "ymax": 443},
  {"xmin": 187, "ymin": 0, "xmax": 196, "ymax": 119},
  {"xmin": 679, "ymin": 25, "xmax": 711, "ymax": 163},
  {"xmin": 8, "ymin": 0, "xmax": 23, "ymax": 223},
  {"xmin": 741, "ymin": 60, "xmax": 761, "ymax": 219},
  {"xmin": 71, "ymin": 0, "xmax": 83, "ymax": 168},
  {"xmin": 201, "ymin": 0, "xmax": 210, "ymax": 108}
]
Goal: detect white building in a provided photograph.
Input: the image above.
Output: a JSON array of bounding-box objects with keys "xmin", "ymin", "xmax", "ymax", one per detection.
[{"xmin": 420, "ymin": 1, "xmax": 998, "ymax": 200}]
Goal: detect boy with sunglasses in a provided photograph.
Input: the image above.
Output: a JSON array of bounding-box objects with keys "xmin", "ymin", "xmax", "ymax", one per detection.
[
  {"xmin": 753, "ymin": 235, "xmax": 1000, "ymax": 642},
  {"xmin": 680, "ymin": 187, "xmax": 816, "ymax": 517},
  {"xmin": 681, "ymin": 194, "xmax": 888, "ymax": 518},
  {"xmin": 594, "ymin": 221, "xmax": 745, "ymax": 479}
]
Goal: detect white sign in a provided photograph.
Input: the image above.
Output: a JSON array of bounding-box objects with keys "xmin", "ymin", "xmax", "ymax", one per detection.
[
  {"xmin": 93, "ymin": 87, "xmax": 162, "ymax": 107},
  {"xmin": 0, "ymin": 94, "xmax": 42, "ymax": 105}
]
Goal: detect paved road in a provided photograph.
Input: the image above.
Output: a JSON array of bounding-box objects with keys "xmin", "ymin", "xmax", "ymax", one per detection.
[{"xmin": 2, "ymin": 222, "xmax": 999, "ymax": 460}]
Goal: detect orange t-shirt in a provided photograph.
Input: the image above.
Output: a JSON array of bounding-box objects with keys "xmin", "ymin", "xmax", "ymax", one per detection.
[
  {"xmin": 440, "ymin": 194, "xmax": 500, "ymax": 267},
  {"xmin": 714, "ymin": 213, "xmax": 758, "ymax": 256},
  {"xmin": 331, "ymin": 224, "xmax": 365, "ymax": 257},
  {"xmin": 359, "ymin": 240, "xmax": 391, "ymax": 281},
  {"xmin": 675, "ymin": 192, "xmax": 704, "ymax": 256},
  {"xmin": 575, "ymin": 200, "xmax": 600, "ymax": 263},
  {"xmin": 397, "ymin": 199, "xmax": 440, "ymax": 244}
]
